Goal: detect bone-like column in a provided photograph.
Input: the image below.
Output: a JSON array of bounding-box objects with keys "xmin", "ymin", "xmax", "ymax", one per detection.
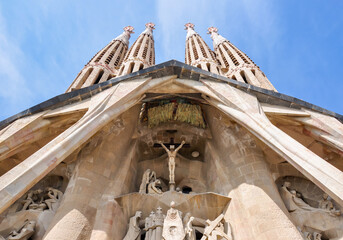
[
  {"xmin": 202, "ymin": 80, "xmax": 343, "ymax": 206},
  {"xmin": 0, "ymin": 76, "xmax": 176, "ymax": 214}
]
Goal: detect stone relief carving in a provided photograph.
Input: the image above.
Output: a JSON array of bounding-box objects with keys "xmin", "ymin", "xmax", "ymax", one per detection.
[
  {"xmin": 123, "ymin": 202, "xmax": 232, "ymax": 240},
  {"xmin": 281, "ymin": 182, "xmax": 340, "ymax": 216},
  {"xmin": 4, "ymin": 220, "xmax": 36, "ymax": 240},
  {"xmin": 21, "ymin": 190, "xmax": 46, "ymax": 211},
  {"xmin": 44, "ymin": 187, "xmax": 63, "ymax": 211},
  {"xmin": 281, "ymin": 181, "xmax": 343, "ymax": 239},
  {"xmin": 20, "ymin": 187, "xmax": 63, "ymax": 212}
]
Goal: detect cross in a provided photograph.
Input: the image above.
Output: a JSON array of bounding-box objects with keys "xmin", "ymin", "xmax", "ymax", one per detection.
[{"xmin": 153, "ymin": 138, "xmax": 190, "ymax": 148}]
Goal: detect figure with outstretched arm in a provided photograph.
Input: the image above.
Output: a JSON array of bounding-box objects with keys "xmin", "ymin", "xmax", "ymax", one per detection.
[{"xmin": 158, "ymin": 140, "xmax": 185, "ymax": 185}]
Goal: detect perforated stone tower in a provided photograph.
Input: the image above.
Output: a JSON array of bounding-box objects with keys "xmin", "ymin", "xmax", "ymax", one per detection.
[
  {"xmin": 208, "ymin": 26, "xmax": 276, "ymax": 91},
  {"xmin": 118, "ymin": 23, "xmax": 155, "ymax": 77},
  {"xmin": 67, "ymin": 26, "xmax": 134, "ymax": 92},
  {"xmin": 185, "ymin": 23, "xmax": 220, "ymax": 75},
  {"xmin": 0, "ymin": 23, "xmax": 342, "ymax": 240}
]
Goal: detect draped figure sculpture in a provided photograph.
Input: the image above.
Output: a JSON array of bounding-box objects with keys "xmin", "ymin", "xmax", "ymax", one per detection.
[{"xmin": 124, "ymin": 211, "xmax": 143, "ymax": 240}]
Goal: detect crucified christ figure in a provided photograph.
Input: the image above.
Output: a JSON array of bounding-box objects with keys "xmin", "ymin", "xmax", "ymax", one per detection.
[{"xmin": 158, "ymin": 140, "xmax": 185, "ymax": 184}]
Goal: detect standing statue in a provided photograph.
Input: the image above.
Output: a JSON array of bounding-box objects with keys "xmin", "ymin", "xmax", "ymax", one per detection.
[
  {"xmin": 7, "ymin": 220, "xmax": 36, "ymax": 240},
  {"xmin": 162, "ymin": 201, "xmax": 185, "ymax": 240},
  {"xmin": 148, "ymin": 179, "xmax": 163, "ymax": 194},
  {"xmin": 154, "ymin": 207, "xmax": 165, "ymax": 240},
  {"xmin": 124, "ymin": 211, "xmax": 143, "ymax": 240},
  {"xmin": 158, "ymin": 140, "xmax": 185, "ymax": 187},
  {"xmin": 139, "ymin": 169, "xmax": 157, "ymax": 194},
  {"xmin": 44, "ymin": 187, "xmax": 63, "ymax": 211},
  {"xmin": 145, "ymin": 211, "xmax": 156, "ymax": 240},
  {"xmin": 201, "ymin": 214, "xmax": 232, "ymax": 240}
]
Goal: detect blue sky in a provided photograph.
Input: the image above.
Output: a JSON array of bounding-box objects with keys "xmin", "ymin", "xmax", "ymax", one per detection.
[{"xmin": 0, "ymin": 0, "xmax": 342, "ymax": 120}]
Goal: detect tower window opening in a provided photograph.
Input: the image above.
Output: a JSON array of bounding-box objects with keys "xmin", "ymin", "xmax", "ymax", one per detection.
[
  {"xmin": 139, "ymin": 63, "xmax": 144, "ymax": 70},
  {"xmin": 118, "ymin": 66, "xmax": 124, "ymax": 76},
  {"xmin": 219, "ymin": 47, "xmax": 230, "ymax": 68},
  {"xmin": 107, "ymin": 74, "xmax": 113, "ymax": 81},
  {"xmin": 133, "ymin": 36, "xmax": 144, "ymax": 57},
  {"xmin": 228, "ymin": 43, "xmax": 250, "ymax": 64},
  {"xmin": 125, "ymin": 38, "xmax": 138, "ymax": 61},
  {"xmin": 223, "ymin": 44, "xmax": 239, "ymax": 66},
  {"xmin": 251, "ymin": 69, "xmax": 256, "ymax": 76},
  {"xmin": 191, "ymin": 38, "xmax": 199, "ymax": 60},
  {"xmin": 187, "ymin": 47, "xmax": 191, "ymax": 63},
  {"xmin": 240, "ymin": 71, "xmax": 248, "ymax": 83},
  {"xmin": 94, "ymin": 69, "xmax": 104, "ymax": 84},
  {"xmin": 128, "ymin": 62, "xmax": 135, "ymax": 74},
  {"xmin": 197, "ymin": 64, "xmax": 201, "ymax": 69},
  {"xmin": 142, "ymin": 41, "xmax": 148, "ymax": 59},
  {"xmin": 78, "ymin": 67, "xmax": 93, "ymax": 87},
  {"xmin": 197, "ymin": 38, "xmax": 208, "ymax": 58},
  {"xmin": 105, "ymin": 42, "xmax": 120, "ymax": 65},
  {"xmin": 114, "ymin": 45, "xmax": 125, "ymax": 67},
  {"xmin": 182, "ymin": 186, "xmax": 192, "ymax": 194},
  {"xmin": 95, "ymin": 42, "xmax": 114, "ymax": 63},
  {"xmin": 231, "ymin": 75, "xmax": 237, "ymax": 81},
  {"xmin": 206, "ymin": 63, "xmax": 211, "ymax": 72}
]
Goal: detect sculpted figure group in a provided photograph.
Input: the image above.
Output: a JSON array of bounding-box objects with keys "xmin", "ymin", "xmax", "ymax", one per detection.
[
  {"xmin": 139, "ymin": 169, "xmax": 163, "ymax": 194},
  {"xmin": 281, "ymin": 182, "xmax": 341, "ymax": 216},
  {"xmin": 281, "ymin": 181, "xmax": 342, "ymax": 240},
  {"xmin": 123, "ymin": 201, "xmax": 232, "ymax": 240},
  {"xmin": 20, "ymin": 187, "xmax": 63, "ymax": 212},
  {"xmin": 0, "ymin": 220, "xmax": 36, "ymax": 240}
]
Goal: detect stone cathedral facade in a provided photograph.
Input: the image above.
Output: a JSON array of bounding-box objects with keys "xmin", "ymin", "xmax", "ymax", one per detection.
[{"xmin": 0, "ymin": 22, "xmax": 342, "ymax": 240}]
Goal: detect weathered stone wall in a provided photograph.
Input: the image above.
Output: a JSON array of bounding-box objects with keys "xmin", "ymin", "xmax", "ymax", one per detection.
[
  {"xmin": 44, "ymin": 105, "xmax": 140, "ymax": 240},
  {"xmin": 203, "ymin": 106, "xmax": 302, "ymax": 240}
]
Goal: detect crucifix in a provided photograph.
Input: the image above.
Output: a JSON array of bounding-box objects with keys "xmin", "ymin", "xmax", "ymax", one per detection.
[{"xmin": 157, "ymin": 138, "xmax": 187, "ymax": 191}]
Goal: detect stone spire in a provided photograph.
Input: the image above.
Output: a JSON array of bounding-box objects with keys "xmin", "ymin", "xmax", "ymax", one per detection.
[
  {"xmin": 208, "ymin": 27, "xmax": 276, "ymax": 91},
  {"xmin": 118, "ymin": 23, "xmax": 156, "ymax": 76},
  {"xmin": 67, "ymin": 26, "xmax": 134, "ymax": 92},
  {"xmin": 185, "ymin": 23, "xmax": 220, "ymax": 75}
]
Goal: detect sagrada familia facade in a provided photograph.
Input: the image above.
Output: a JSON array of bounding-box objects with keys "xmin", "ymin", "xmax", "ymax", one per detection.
[{"xmin": 0, "ymin": 22, "xmax": 342, "ymax": 240}]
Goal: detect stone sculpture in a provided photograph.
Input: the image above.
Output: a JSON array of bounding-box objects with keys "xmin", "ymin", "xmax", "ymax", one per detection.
[
  {"xmin": 146, "ymin": 211, "xmax": 155, "ymax": 240},
  {"xmin": 319, "ymin": 193, "xmax": 341, "ymax": 216},
  {"xmin": 45, "ymin": 187, "xmax": 63, "ymax": 211},
  {"xmin": 124, "ymin": 211, "xmax": 142, "ymax": 240},
  {"xmin": 7, "ymin": 220, "xmax": 36, "ymax": 240},
  {"xmin": 139, "ymin": 169, "xmax": 157, "ymax": 194},
  {"xmin": 162, "ymin": 201, "xmax": 186, "ymax": 240},
  {"xmin": 21, "ymin": 189, "xmax": 46, "ymax": 211},
  {"xmin": 201, "ymin": 214, "xmax": 232, "ymax": 240},
  {"xmin": 158, "ymin": 140, "xmax": 185, "ymax": 187},
  {"xmin": 154, "ymin": 207, "xmax": 165, "ymax": 240},
  {"xmin": 184, "ymin": 213, "xmax": 196, "ymax": 240},
  {"xmin": 148, "ymin": 179, "xmax": 163, "ymax": 194}
]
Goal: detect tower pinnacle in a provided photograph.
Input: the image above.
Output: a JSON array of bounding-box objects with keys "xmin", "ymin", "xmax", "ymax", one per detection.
[
  {"xmin": 208, "ymin": 27, "xmax": 276, "ymax": 91},
  {"xmin": 118, "ymin": 23, "xmax": 156, "ymax": 76},
  {"xmin": 114, "ymin": 26, "xmax": 134, "ymax": 45},
  {"xmin": 67, "ymin": 26, "xmax": 134, "ymax": 92},
  {"xmin": 184, "ymin": 23, "xmax": 220, "ymax": 74}
]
